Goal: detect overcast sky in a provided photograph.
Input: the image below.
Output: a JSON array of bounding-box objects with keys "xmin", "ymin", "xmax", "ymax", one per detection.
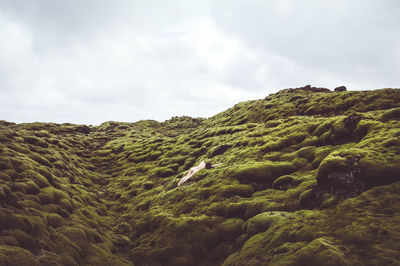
[{"xmin": 0, "ymin": 0, "xmax": 399, "ymax": 125}]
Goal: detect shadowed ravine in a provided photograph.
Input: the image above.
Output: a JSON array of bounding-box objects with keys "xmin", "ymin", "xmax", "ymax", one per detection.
[{"xmin": 1, "ymin": 87, "xmax": 400, "ymax": 265}]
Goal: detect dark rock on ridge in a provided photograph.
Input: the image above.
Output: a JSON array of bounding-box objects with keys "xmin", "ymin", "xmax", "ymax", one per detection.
[
  {"xmin": 334, "ymin": 86, "xmax": 347, "ymax": 92},
  {"xmin": 279, "ymin": 85, "xmax": 331, "ymax": 94}
]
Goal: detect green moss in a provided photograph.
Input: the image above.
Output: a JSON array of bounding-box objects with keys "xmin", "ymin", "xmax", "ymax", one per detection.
[
  {"xmin": 26, "ymin": 182, "xmax": 40, "ymax": 194},
  {"xmin": 29, "ymin": 153, "xmax": 52, "ymax": 167},
  {"xmin": 23, "ymin": 135, "xmax": 49, "ymax": 148},
  {"xmin": 9, "ymin": 157, "xmax": 32, "ymax": 173},
  {"xmin": 27, "ymin": 170, "xmax": 50, "ymax": 188},
  {"xmin": 0, "ymin": 245, "xmax": 39, "ymax": 266},
  {"xmin": 2, "ymin": 169, "xmax": 19, "ymax": 180},
  {"xmin": 0, "ymin": 172, "xmax": 11, "ymax": 181},
  {"xmin": 5, "ymin": 213, "xmax": 27, "ymax": 231},
  {"xmin": 244, "ymin": 211, "xmax": 291, "ymax": 238},
  {"xmin": 179, "ymin": 199, "xmax": 200, "ymax": 214},
  {"xmin": 37, "ymin": 187, "xmax": 66, "ymax": 204},
  {"xmin": 217, "ymin": 218, "xmax": 243, "ymax": 240},
  {"xmin": 46, "ymin": 213, "xmax": 65, "ymax": 228},
  {"xmin": 272, "ymin": 175, "xmax": 294, "ymax": 190},
  {"xmin": 207, "ymin": 202, "xmax": 227, "ymax": 216},
  {"xmin": 297, "ymin": 146, "xmax": 316, "ymax": 162},
  {"xmin": 311, "ymin": 147, "xmax": 334, "ymax": 169},
  {"xmin": 10, "ymin": 182, "xmax": 29, "ymax": 194},
  {"xmin": 8, "ymin": 229, "xmax": 33, "ymax": 249},
  {"xmin": 37, "ymin": 250, "xmax": 63, "ymax": 266},
  {"xmin": 317, "ymin": 155, "xmax": 349, "ymax": 183},
  {"xmin": 59, "ymin": 227, "xmax": 87, "ymax": 243},
  {"xmin": 0, "ymin": 89, "xmax": 399, "ymax": 266},
  {"xmin": 231, "ymin": 161, "xmax": 296, "ymax": 186},
  {"xmin": 270, "ymin": 237, "xmax": 350, "ymax": 266},
  {"xmin": 380, "ymin": 107, "xmax": 400, "ymax": 122},
  {"xmin": 312, "ymin": 120, "xmax": 334, "ymax": 136},
  {"xmin": 155, "ymin": 167, "xmax": 176, "ymax": 178},
  {"xmin": 218, "ymin": 184, "xmax": 254, "ymax": 198},
  {"xmin": 299, "ymin": 189, "xmax": 315, "ymax": 209},
  {"xmin": 244, "ymin": 200, "xmax": 267, "ymax": 219},
  {"xmin": 224, "ymin": 202, "xmax": 248, "ymax": 218},
  {"xmin": 359, "ymin": 152, "xmax": 400, "ymax": 186},
  {"xmin": 48, "ymin": 232, "xmax": 82, "ymax": 264},
  {"xmin": 0, "ymin": 158, "xmax": 13, "ymax": 170},
  {"xmin": 134, "ymin": 218, "xmax": 150, "ymax": 235},
  {"xmin": 143, "ymin": 181, "xmax": 155, "ymax": 190}
]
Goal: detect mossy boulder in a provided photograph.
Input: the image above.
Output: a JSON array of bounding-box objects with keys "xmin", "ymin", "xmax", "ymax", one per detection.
[
  {"xmin": 224, "ymin": 202, "xmax": 248, "ymax": 218},
  {"xmin": 269, "ymin": 237, "xmax": 351, "ymax": 266},
  {"xmin": 231, "ymin": 161, "xmax": 296, "ymax": 187},
  {"xmin": 0, "ymin": 158, "xmax": 13, "ymax": 170},
  {"xmin": 316, "ymin": 152, "xmax": 365, "ymax": 197},
  {"xmin": 155, "ymin": 167, "xmax": 176, "ymax": 178},
  {"xmin": 0, "ymin": 245, "xmax": 39, "ymax": 266},
  {"xmin": 217, "ymin": 218, "xmax": 243, "ymax": 241},
  {"xmin": 327, "ymin": 114, "xmax": 362, "ymax": 144},
  {"xmin": 244, "ymin": 211, "xmax": 291, "ymax": 238},
  {"xmin": 380, "ymin": 107, "xmax": 400, "ymax": 122},
  {"xmin": 358, "ymin": 151, "xmax": 400, "ymax": 187},
  {"xmin": 297, "ymin": 146, "xmax": 316, "ymax": 162},
  {"xmin": 37, "ymin": 250, "xmax": 63, "ymax": 266},
  {"xmin": 46, "ymin": 213, "xmax": 65, "ymax": 228},
  {"xmin": 27, "ymin": 170, "xmax": 50, "ymax": 188},
  {"xmin": 23, "ymin": 136, "xmax": 49, "ymax": 148},
  {"xmin": 37, "ymin": 187, "xmax": 66, "ymax": 204},
  {"xmin": 272, "ymin": 175, "xmax": 294, "ymax": 190},
  {"xmin": 207, "ymin": 144, "xmax": 232, "ymax": 158},
  {"xmin": 218, "ymin": 184, "xmax": 254, "ymax": 197},
  {"xmin": 299, "ymin": 189, "xmax": 317, "ymax": 209}
]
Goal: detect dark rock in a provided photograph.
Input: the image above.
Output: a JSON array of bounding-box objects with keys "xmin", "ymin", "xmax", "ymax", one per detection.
[
  {"xmin": 344, "ymin": 113, "xmax": 362, "ymax": 131},
  {"xmin": 300, "ymin": 155, "xmax": 368, "ymax": 209},
  {"xmin": 316, "ymin": 155, "xmax": 365, "ymax": 198},
  {"xmin": 334, "ymin": 86, "xmax": 347, "ymax": 92},
  {"xmin": 279, "ymin": 85, "xmax": 331, "ymax": 94}
]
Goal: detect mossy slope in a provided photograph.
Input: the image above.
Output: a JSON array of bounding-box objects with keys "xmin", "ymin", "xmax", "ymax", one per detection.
[{"xmin": 1, "ymin": 88, "xmax": 400, "ymax": 265}]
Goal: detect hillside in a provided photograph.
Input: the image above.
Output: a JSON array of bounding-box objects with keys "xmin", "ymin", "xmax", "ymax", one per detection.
[{"xmin": 1, "ymin": 87, "xmax": 400, "ymax": 265}]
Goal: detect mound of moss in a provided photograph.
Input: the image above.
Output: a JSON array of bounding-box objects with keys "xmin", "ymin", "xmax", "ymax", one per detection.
[{"xmin": 1, "ymin": 87, "xmax": 400, "ymax": 265}]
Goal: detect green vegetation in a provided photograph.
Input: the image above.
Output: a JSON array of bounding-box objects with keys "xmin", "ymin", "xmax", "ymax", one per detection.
[{"xmin": 0, "ymin": 88, "xmax": 400, "ymax": 265}]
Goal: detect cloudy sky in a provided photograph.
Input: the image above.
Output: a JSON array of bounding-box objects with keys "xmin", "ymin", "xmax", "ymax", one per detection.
[{"xmin": 0, "ymin": 0, "xmax": 399, "ymax": 125}]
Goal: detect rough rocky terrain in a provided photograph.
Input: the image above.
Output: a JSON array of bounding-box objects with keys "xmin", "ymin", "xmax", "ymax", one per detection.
[{"xmin": 1, "ymin": 87, "xmax": 400, "ymax": 265}]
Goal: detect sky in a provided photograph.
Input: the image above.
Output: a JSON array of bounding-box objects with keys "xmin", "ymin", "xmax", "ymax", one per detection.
[{"xmin": 0, "ymin": 0, "xmax": 399, "ymax": 125}]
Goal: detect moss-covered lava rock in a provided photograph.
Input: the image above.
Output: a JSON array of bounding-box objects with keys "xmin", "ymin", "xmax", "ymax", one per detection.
[{"xmin": 1, "ymin": 87, "xmax": 400, "ymax": 265}]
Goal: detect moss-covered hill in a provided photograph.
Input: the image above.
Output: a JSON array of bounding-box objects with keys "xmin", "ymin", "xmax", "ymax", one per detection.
[{"xmin": 1, "ymin": 87, "xmax": 400, "ymax": 265}]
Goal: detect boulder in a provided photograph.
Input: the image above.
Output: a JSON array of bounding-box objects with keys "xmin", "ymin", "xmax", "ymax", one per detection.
[
  {"xmin": 343, "ymin": 113, "xmax": 362, "ymax": 131},
  {"xmin": 316, "ymin": 154, "xmax": 365, "ymax": 198},
  {"xmin": 334, "ymin": 86, "xmax": 347, "ymax": 92}
]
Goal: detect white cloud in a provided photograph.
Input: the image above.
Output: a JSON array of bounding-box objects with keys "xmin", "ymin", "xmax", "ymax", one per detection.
[
  {"xmin": 0, "ymin": 0, "xmax": 399, "ymax": 125},
  {"xmin": 209, "ymin": 0, "xmax": 400, "ymax": 89}
]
